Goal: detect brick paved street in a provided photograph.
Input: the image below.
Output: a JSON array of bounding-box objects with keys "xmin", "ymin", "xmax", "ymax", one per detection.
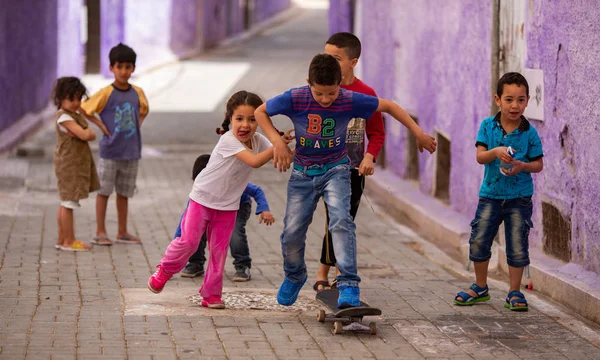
[{"xmin": 2, "ymin": 5, "xmax": 600, "ymax": 360}]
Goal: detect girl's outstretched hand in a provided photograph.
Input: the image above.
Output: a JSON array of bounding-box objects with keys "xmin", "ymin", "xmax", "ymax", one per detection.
[
  {"xmin": 259, "ymin": 211, "xmax": 275, "ymax": 226},
  {"xmin": 282, "ymin": 129, "xmax": 295, "ymax": 144},
  {"xmin": 416, "ymin": 132, "xmax": 437, "ymax": 153}
]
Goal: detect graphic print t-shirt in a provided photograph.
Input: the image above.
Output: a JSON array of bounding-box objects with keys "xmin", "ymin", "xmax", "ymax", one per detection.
[
  {"xmin": 81, "ymin": 84, "xmax": 149, "ymax": 160},
  {"xmin": 265, "ymin": 86, "xmax": 379, "ymax": 167}
]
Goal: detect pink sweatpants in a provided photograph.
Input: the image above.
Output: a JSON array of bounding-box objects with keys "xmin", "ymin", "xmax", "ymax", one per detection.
[{"xmin": 160, "ymin": 199, "xmax": 237, "ymax": 300}]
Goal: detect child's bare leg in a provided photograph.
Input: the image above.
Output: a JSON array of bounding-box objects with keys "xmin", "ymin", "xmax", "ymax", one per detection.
[
  {"xmin": 60, "ymin": 207, "xmax": 75, "ymax": 247},
  {"xmin": 57, "ymin": 206, "xmax": 64, "ymax": 247},
  {"xmin": 456, "ymin": 260, "xmax": 489, "ymax": 301},
  {"xmin": 315, "ymin": 264, "xmax": 331, "ymax": 290},
  {"xmin": 96, "ymin": 194, "xmax": 109, "ymax": 237},
  {"xmin": 116, "ymin": 194, "xmax": 139, "ymax": 241},
  {"xmin": 508, "ymin": 265, "xmax": 526, "ymax": 307}
]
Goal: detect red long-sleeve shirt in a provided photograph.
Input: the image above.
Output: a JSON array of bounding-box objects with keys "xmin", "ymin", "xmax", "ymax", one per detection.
[{"xmin": 342, "ymin": 77, "xmax": 385, "ymax": 163}]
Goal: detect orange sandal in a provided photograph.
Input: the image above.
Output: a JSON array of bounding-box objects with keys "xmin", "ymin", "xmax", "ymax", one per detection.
[{"xmin": 60, "ymin": 240, "xmax": 92, "ymax": 252}]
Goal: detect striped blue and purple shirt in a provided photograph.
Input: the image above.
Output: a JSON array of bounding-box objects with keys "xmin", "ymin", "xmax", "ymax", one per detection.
[{"xmin": 266, "ymin": 85, "xmax": 378, "ymax": 167}]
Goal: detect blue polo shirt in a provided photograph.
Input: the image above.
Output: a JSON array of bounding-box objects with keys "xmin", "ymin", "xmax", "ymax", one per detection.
[{"xmin": 476, "ymin": 114, "xmax": 544, "ymax": 199}]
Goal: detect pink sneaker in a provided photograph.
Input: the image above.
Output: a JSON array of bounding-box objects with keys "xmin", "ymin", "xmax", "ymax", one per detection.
[
  {"xmin": 201, "ymin": 297, "xmax": 226, "ymax": 309},
  {"xmin": 148, "ymin": 265, "xmax": 173, "ymax": 294}
]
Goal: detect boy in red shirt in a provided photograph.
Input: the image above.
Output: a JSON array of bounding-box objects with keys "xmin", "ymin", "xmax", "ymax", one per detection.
[{"xmin": 313, "ymin": 32, "xmax": 386, "ymax": 291}]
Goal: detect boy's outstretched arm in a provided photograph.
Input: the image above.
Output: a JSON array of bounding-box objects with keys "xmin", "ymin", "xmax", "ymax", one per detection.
[
  {"xmin": 246, "ymin": 183, "xmax": 275, "ymax": 226},
  {"xmin": 377, "ymin": 99, "xmax": 437, "ymax": 153},
  {"xmin": 255, "ymin": 104, "xmax": 293, "ymax": 172}
]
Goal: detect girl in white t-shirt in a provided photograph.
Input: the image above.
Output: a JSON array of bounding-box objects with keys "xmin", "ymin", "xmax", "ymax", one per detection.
[
  {"xmin": 148, "ymin": 91, "xmax": 279, "ymax": 308},
  {"xmin": 52, "ymin": 77, "xmax": 101, "ymax": 252}
]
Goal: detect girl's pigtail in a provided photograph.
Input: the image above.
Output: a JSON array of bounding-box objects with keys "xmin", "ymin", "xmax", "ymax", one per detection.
[{"xmin": 215, "ymin": 128, "xmax": 225, "ymax": 135}]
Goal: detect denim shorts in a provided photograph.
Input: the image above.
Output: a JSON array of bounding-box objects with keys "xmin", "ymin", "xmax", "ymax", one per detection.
[{"xmin": 469, "ymin": 196, "xmax": 533, "ymax": 268}]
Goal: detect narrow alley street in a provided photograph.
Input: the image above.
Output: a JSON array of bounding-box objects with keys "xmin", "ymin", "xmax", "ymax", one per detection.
[{"xmin": 1, "ymin": 4, "xmax": 600, "ymax": 360}]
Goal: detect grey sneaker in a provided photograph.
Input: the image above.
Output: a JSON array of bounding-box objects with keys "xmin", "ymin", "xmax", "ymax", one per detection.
[
  {"xmin": 232, "ymin": 267, "xmax": 251, "ymax": 282},
  {"xmin": 180, "ymin": 263, "xmax": 204, "ymax": 278}
]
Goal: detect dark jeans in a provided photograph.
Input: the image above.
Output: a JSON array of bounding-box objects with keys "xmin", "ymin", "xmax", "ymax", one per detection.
[
  {"xmin": 469, "ymin": 196, "xmax": 533, "ymax": 268},
  {"xmin": 188, "ymin": 202, "xmax": 252, "ymax": 270},
  {"xmin": 320, "ymin": 169, "xmax": 365, "ymax": 266}
]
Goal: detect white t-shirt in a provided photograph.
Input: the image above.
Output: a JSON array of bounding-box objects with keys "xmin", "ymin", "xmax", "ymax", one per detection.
[
  {"xmin": 189, "ymin": 131, "xmax": 272, "ymax": 211},
  {"xmin": 57, "ymin": 113, "xmax": 76, "ymax": 133}
]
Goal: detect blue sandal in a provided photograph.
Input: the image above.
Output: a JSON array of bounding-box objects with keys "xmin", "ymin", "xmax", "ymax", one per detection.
[
  {"xmin": 504, "ymin": 290, "xmax": 528, "ymax": 311},
  {"xmin": 454, "ymin": 283, "xmax": 491, "ymax": 306}
]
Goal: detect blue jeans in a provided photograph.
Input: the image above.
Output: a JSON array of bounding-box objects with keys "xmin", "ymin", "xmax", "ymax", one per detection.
[
  {"xmin": 188, "ymin": 202, "xmax": 252, "ymax": 270},
  {"xmin": 281, "ymin": 164, "xmax": 360, "ymax": 287},
  {"xmin": 469, "ymin": 197, "xmax": 533, "ymax": 268}
]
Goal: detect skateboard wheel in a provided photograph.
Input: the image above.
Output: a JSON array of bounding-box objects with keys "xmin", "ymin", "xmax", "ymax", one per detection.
[
  {"xmin": 333, "ymin": 321, "xmax": 344, "ymax": 335},
  {"xmin": 369, "ymin": 322, "xmax": 377, "ymax": 335},
  {"xmin": 317, "ymin": 310, "xmax": 326, "ymax": 322}
]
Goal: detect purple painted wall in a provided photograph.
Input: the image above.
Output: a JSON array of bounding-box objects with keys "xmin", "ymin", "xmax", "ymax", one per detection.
[
  {"xmin": 57, "ymin": 0, "xmax": 84, "ymax": 78},
  {"xmin": 356, "ymin": 0, "xmax": 492, "ymax": 213},
  {"xmin": 254, "ymin": 0, "xmax": 291, "ymax": 24},
  {"xmin": 1, "ymin": 0, "xmax": 289, "ymax": 138},
  {"xmin": 328, "ymin": 0, "xmax": 353, "ymax": 34},
  {"xmin": 170, "ymin": 1, "xmax": 203, "ymax": 56},
  {"xmin": 100, "ymin": 0, "xmax": 125, "ymax": 76},
  {"xmin": 0, "ymin": 0, "xmax": 59, "ymax": 132},
  {"xmin": 335, "ymin": 0, "xmax": 600, "ymax": 272},
  {"xmin": 203, "ymin": 0, "xmax": 291, "ymax": 49},
  {"xmin": 119, "ymin": 0, "xmax": 202, "ymax": 74},
  {"xmin": 202, "ymin": 0, "xmax": 230, "ymax": 49},
  {"xmin": 526, "ymin": 0, "xmax": 600, "ymax": 272}
]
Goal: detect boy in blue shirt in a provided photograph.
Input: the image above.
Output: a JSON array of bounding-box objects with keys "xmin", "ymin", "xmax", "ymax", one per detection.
[
  {"xmin": 176, "ymin": 155, "xmax": 275, "ymax": 281},
  {"xmin": 255, "ymin": 54, "xmax": 437, "ymax": 308},
  {"xmin": 454, "ymin": 72, "xmax": 544, "ymax": 311}
]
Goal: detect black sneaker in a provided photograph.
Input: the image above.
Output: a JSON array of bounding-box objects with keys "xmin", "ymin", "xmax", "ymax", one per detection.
[
  {"xmin": 232, "ymin": 267, "xmax": 251, "ymax": 282},
  {"xmin": 180, "ymin": 263, "xmax": 204, "ymax": 278}
]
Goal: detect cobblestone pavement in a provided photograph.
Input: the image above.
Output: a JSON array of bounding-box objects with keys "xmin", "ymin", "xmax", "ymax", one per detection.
[{"xmin": 2, "ymin": 5, "xmax": 600, "ymax": 360}]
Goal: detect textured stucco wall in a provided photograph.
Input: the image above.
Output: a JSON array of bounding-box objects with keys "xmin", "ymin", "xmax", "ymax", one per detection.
[
  {"xmin": 123, "ymin": 0, "xmax": 201, "ymax": 74},
  {"xmin": 357, "ymin": 0, "xmax": 493, "ymax": 215},
  {"xmin": 203, "ymin": 0, "xmax": 291, "ymax": 49},
  {"xmin": 254, "ymin": 0, "xmax": 291, "ymax": 24},
  {"xmin": 0, "ymin": 0, "xmax": 59, "ymax": 132},
  {"xmin": 57, "ymin": 0, "xmax": 84, "ymax": 78},
  {"xmin": 526, "ymin": 0, "xmax": 600, "ymax": 272},
  {"xmin": 333, "ymin": 0, "xmax": 600, "ymax": 272},
  {"xmin": 328, "ymin": 0, "xmax": 353, "ymax": 34},
  {"xmin": 99, "ymin": 0, "xmax": 201, "ymax": 76},
  {"xmin": 100, "ymin": 0, "xmax": 125, "ymax": 76}
]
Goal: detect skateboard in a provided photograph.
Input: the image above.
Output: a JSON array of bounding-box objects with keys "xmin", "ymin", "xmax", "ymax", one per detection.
[{"xmin": 315, "ymin": 288, "xmax": 382, "ymax": 335}]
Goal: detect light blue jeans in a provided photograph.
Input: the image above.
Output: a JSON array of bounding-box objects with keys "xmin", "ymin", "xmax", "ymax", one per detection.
[{"xmin": 280, "ymin": 164, "xmax": 360, "ymax": 287}]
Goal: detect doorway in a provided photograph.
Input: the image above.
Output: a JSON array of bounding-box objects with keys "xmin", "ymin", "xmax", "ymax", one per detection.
[{"xmin": 84, "ymin": 0, "xmax": 101, "ymax": 74}]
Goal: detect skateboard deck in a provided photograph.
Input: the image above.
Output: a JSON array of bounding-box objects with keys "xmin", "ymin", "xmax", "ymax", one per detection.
[{"xmin": 315, "ymin": 289, "xmax": 382, "ymax": 335}]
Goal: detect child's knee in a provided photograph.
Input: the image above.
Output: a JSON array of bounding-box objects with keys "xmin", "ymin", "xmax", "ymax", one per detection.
[
  {"xmin": 469, "ymin": 221, "xmax": 495, "ymax": 262},
  {"xmin": 506, "ymin": 220, "xmax": 532, "ymax": 267},
  {"xmin": 329, "ymin": 218, "xmax": 355, "ymax": 235}
]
